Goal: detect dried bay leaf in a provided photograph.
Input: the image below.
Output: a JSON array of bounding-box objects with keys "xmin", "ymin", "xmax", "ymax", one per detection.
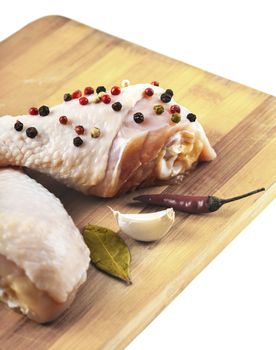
[{"xmin": 83, "ymin": 224, "xmax": 132, "ymax": 284}]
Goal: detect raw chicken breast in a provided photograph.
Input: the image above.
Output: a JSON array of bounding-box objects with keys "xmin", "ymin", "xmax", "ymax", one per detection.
[
  {"xmin": 0, "ymin": 168, "xmax": 90, "ymax": 323},
  {"xmin": 0, "ymin": 83, "xmax": 216, "ymax": 197}
]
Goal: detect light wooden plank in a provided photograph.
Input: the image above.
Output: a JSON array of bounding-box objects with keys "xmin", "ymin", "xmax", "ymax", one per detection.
[{"xmin": 0, "ymin": 15, "xmax": 275, "ymax": 350}]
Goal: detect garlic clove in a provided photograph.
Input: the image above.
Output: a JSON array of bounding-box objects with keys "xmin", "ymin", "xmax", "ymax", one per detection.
[{"xmin": 109, "ymin": 207, "xmax": 175, "ymax": 242}]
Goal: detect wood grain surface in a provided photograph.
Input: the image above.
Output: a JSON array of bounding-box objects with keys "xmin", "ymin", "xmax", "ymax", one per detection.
[{"xmin": 0, "ymin": 16, "xmax": 275, "ymax": 350}]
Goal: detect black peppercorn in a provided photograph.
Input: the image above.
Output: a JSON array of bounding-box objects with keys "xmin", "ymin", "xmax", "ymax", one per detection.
[
  {"xmin": 187, "ymin": 113, "xmax": 197, "ymax": 122},
  {"xmin": 96, "ymin": 86, "xmax": 106, "ymax": 94},
  {"xmin": 73, "ymin": 136, "xmax": 83, "ymax": 147},
  {"xmin": 14, "ymin": 120, "xmax": 23, "ymax": 132},
  {"xmin": 165, "ymin": 89, "xmax": 174, "ymax": 97},
  {"xmin": 64, "ymin": 93, "xmax": 72, "ymax": 102},
  {"xmin": 26, "ymin": 127, "xmax": 38, "ymax": 138},
  {"xmin": 133, "ymin": 112, "xmax": 144, "ymax": 123},
  {"xmin": 38, "ymin": 105, "xmax": 50, "ymax": 117},
  {"xmin": 160, "ymin": 93, "xmax": 171, "ymax": 103},
  {"xmin": 112, "ymin": 102, "xmax": 122, "ymax": 112}
]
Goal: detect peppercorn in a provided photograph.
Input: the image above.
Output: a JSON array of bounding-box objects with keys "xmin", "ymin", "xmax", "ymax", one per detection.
[
  {"xmin": 121, "ymin": 79, "xmax": 130, "ymax": 87},
  {"xmin": 98, "ymin": 91, "xmax": 105, "ymax": 99},
  {"xmin": 170, "ymin": 105, "xmax": 181, "ymax": 114},
  {"xmin": 79, "ymin": 97, "xmax": 89, "ymax": 105},
  {"xmin": 160, "ymin": 93, "xmax": 171, "ymax": 103},
  {"xmin": 38, "ymin": 105, "xmax": 50, "ymax": 117},
  {"xmin": 92, "ymin": 96, "xmax": 101, "ymax": 103},
  {"xmin": 111, "ymin": 86, "xmax": 121, "ymax": 95},
  {"xmin": 90, "ymin": 127, "xmax": 101, "ymax": 138},
  {"xmin": 29, "ymin": 107, "xmax": 38, "ymax": 116},
  {"xmin": 73, "ymin": 136, "xmax": 83, "ymax": 147},
  {"xmin": 101, "ymin": 94, "xmax": 111, "ymax": 104},
  {"xmin": 64, "ymin": 93, "xmax": 72, "ymax": 102},
  {"xmin": 153, "ymin": 105, "xmax": 164, "ymax": 115},
  {"xmin": 59, "ymin": 116, "xmax": 68, "ymax": 125},
  {"xmin": 14, "ymin": 120, "xmax": 23, "ymax": 131},
  {"xmin": 72, "ymin": 90, "xmax": 82, "ymax": 99},
  {"xmin": 75, "ymin": 125, "xmax": 85, "ymax": 135},
  {"xmin": 96, "ymin": 86, "xmax": 106, "ymax": 94},
  {"xmin": 165, "ymin": 89, "xmax": 174, "ymax": 97},
  {"xmin": 187, "ymin": 113, "xmax": 197, "ymax": 122},
  {"xmin": 133, "ymin": 112, "xmax": 144, "ymax": 123},
  {"xmin": 151, "ymin": 81, "xmax": 159, "ymax": 86},
  {"xmin": 84, "ymin": 87, "xmax": 94, "ymax": 95},
  {"xmin": 144, "ymin": 87, "xmax": 154, "ymax": 97},
  {"xmin": 26, "ymin": 127, "xmax": 38, "ymax": 138},
  {"xmin": 171, "ymin": 113, "xmax": 181, "ymax": 123},
  {"xmin": 112, "ymin": 102, "xmax": 122, "ymax": 111}
]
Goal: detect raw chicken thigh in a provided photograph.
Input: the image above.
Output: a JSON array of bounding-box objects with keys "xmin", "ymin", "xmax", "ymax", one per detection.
[
  {"xmin": 0, "ymin": 83, "xmax": 216, "ymax": 197},
  {"xmin": 0, "ymin": 168, "xmax": 90, "ymax": 323}
]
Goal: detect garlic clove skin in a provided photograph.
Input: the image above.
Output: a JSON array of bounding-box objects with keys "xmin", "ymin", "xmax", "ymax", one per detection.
[{"xmin": 110, "ymin": 207, "xmax": 175, "ymax": 242}]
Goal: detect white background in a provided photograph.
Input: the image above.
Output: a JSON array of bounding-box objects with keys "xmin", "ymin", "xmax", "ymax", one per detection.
[{"xmin": 1, "ymin": 1, "xmax": 275, "ymax": 349}]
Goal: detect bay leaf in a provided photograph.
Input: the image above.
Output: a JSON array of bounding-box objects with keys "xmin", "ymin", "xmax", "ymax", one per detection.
[{"xmin": 83, "ymin": 224, "xmax": 132, "ymax": 284}]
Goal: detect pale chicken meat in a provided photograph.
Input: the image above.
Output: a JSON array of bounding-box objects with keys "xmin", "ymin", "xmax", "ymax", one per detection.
[
  {"xmin": 0, "ymin": 168, "xmax": 90, "ymax": 323},
  {"xmin": 0, "ymin": 83, "xmax": 216, "ymax": 197}
]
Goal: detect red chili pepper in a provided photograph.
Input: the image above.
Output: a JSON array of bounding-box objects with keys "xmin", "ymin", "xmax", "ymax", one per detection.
[{"xmin": 133, "ymin": 188, "xmax": 265, "ymax": 214}]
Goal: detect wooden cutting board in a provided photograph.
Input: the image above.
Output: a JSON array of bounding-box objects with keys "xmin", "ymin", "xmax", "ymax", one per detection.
[{"xmin": 0, "ymin": 16, "xmax": 275, "ymax": 350}]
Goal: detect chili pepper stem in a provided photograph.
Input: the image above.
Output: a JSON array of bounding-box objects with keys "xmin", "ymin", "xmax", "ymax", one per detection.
[{"xmin": 219, "ymin": 187, "xmax": 265, "ymax": 205}]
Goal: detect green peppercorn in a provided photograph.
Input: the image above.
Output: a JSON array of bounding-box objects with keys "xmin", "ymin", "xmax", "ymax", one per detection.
[
  {"xmin": 153, "ymin": 104, "xmax": 164, "ymax": 115},
  {"xmin": 171, "ymin": 113, "xmax": 181, "ymax": 123}
]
